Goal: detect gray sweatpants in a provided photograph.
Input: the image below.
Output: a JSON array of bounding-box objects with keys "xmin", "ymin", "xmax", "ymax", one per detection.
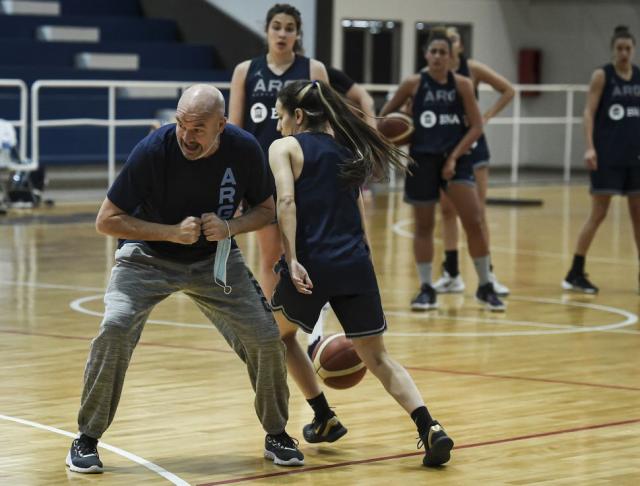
[{"xmin": 77, "ymin": 242, "xmax": 289, "ymax": 438}]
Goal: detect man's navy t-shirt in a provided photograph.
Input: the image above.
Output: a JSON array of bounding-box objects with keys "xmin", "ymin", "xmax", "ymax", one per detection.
[{"xmin": 107, "ymin": 123, "xmax": 272, "ymax": 261}]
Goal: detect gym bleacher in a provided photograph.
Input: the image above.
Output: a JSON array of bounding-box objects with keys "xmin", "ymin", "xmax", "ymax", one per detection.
[{"xmin": 0, "ymin": 0, "xmax": 230, "ymax": 166}]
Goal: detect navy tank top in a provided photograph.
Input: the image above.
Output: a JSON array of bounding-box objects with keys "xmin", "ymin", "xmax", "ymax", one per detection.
[
  {"xmin": 243, "ymin": 54, "xmax": 311, "ymax": 154},
  {"xmin": 457, "ymin": 55, "xmax": 490, "ymax": 162},
  {"xmin": 411, "ymin": 70, "xmax": 467, "ymax": 155},
  {"xmin": 291, "ymin": 132, "xmax": 377, "ymax": 294},
  {"xmin": 594, "ymin": 63, "xmax": 640, "ymax": 167}
]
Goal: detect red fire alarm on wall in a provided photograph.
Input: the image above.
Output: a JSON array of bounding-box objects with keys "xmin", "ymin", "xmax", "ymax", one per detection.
[{"xmin": 518, "ymin": 48, "xmax": 541, "ymax": 96}]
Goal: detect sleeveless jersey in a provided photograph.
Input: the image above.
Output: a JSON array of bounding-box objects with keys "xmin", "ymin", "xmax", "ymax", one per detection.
[
  {"xmin": 593, "ymin": 63, "xmax": 640, "ymax": 167},
  {"xmin": 457, "ymin": 55, "xmax": 490, "ymax": 162},
  {"xmin": 243, "ymin": 54, "xmax": 311, "ymax": 154},
  {"xmin": 291, "ymin": 132, "xmax": 377, "ymax": 294},
  {"xmin": 411, "ymin": 70, "xmax": 467, "ymax": 155}
]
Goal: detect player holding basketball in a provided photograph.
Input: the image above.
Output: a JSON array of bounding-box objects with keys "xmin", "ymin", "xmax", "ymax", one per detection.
[
  {"xmin": 65, "ymin": 85, "xmax": 304, "ymax": 474},
  {"xmin": 229, "ymin": 3, "xmax": 328, "ymax": 301},
  {"xmin": 434, "ymin": 27, "xmax": 514, "ymax": 296},
  {"xmin": 563, "ymin": 26, "xmax": 640, "ymax": 293},
  {"xmin": 380, "ymin": 29, "xmax": 505, "ymax": 311},
  {"xmin": 269, "ymin": 79, "xmax": 455, "ymax": 467}
]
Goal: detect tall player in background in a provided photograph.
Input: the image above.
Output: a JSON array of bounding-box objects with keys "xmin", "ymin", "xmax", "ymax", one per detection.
[
  {"xmin": 380, "ymin": 29, "xmax": 505, "ymax": 311},
  {"xmin": 228, "ymin": 3, "xmax": 328, "ymax": 300},
  {"xmin": 434, "ymin": 27, "xmax": 514, "ymax": 296},
  {"xmin": 563, "ymin": 26, "xmax": 640, "ymax": 293}
]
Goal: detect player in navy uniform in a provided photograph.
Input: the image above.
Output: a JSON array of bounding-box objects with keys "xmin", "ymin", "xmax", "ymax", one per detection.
[
  {"xmin": 306, "ymin": 66, "xmax": 377, "ymax": 356},
  {"xmin": 434, "ymin": 27, "xmax": 514, "ymax": 296},
  {"xmin": 229, "ymin": 3, "xmax": 328, "ymax": 301},
  {"xmin": 65, "ymin": 85, "xmax": 304, "ymax": 474},
  {"xmin": 563, "ymin": 26, "xmax": 640, "ymax": 293},
  {"xmin": 380, "ymin": 29, "xmax": 505, "ymax": 311},
  {"xmin": 270, "ymin": 79, "xmax": 455, "ymax": 467}
]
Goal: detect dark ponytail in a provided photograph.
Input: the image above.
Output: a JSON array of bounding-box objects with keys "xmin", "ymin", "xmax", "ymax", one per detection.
[
  {"xmin": 277, "ymin": 80, "xmax": 409, "ymax": 186},
  {"xmin": 611, "ymin": 25, "xmax": 635, "ymax": 48}
]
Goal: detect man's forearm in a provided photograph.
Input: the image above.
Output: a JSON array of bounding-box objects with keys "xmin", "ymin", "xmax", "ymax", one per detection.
[
  {"xmin": 97, "ymin": 213, "xmax": 176, "ymax": 241},
  {"xmin": 228, "ymin": 205, "xmax": 275, "ymax": 236}
]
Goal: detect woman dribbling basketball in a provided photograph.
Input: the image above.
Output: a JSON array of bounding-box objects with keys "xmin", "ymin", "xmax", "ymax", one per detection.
[{"xmin": 269, "ymin": 79, "xmax": 455, "ymax": 468}]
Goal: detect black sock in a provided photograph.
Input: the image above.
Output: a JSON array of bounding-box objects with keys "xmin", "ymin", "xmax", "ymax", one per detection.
[
  {"xmin": 444, "ymin": 250, "xmax": 459, "ymax": 277},
  {"xmin": 569, "ymin": 254, "xmax": 586, "ymax": 275},
  {"xmin": 411, "ymin": 406, "xmax": 433, "ymax": 438},
  {"xmin": 307, "ymin": 392, "xmax": 332, "ymax": 420},
  {"xmin": 79, "ymin": 433, "xmax": 98, "ymax": 445}
]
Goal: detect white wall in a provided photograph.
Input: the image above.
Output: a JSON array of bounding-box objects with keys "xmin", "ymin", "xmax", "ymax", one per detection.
[
  {"xmin": 206, "ymin": 0, "xmax": 316, "ymax": 56},
  {"xmin": 332, "ymin": 0, "xmax": 640, "ymax": 168}
]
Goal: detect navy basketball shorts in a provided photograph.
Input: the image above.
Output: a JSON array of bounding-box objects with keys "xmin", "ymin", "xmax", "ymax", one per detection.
[
  {"xmin": 271, "ymin": 261, "xmax": 387, "ymax": 339},
  {"xmin": 404, "ymin": 152, "xmax": 476, "ymax": 204},
  {"xmin": 590, "ymin": 164, "xmax": 640, "ymax": 195}
]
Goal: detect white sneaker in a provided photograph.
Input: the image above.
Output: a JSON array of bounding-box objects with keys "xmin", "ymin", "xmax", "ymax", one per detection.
[
  {"xmin": 433, "ymin": 270, "xmax": 465, "ymax": 294},
  {"xmin": 490, "ymin": 273, "xmax": 510, "ymax": 296}
]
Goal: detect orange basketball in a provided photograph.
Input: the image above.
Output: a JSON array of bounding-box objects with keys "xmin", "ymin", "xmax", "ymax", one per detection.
[
  {"xmin": 311, "ymin": 333, "xmax": 367, "ymax": 389},
  {"xmin": 377, "ymin": 112, "xmax": 414, "ymax": 146}
]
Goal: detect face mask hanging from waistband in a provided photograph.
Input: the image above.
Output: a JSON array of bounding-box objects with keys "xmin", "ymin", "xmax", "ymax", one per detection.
[{"xmin": 213, "ymin": 236, "xmax": 232, "ymax": 294}]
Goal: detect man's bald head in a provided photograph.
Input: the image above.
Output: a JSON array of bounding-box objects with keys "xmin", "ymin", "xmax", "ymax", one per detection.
[
  {"xmin": 175, "ymin": 84, "xmax": 227, "ymax": 160},
  {"xmin": 176, "ymin": 84, "xmax": 225, "ymax": 119}
]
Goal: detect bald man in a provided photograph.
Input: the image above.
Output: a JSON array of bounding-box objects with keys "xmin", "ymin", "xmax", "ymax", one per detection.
[{"xmin": 66, "ymin": 85, "xmax": 304, "ymax": 474}]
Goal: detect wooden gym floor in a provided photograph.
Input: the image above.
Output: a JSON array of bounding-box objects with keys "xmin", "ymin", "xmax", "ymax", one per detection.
[{"xmin": 1, "ymin": 184, "xmax": 639, "ymax": 485}]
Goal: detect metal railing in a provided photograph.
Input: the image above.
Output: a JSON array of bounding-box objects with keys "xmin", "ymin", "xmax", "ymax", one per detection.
[
  {"xmin": 29, "ymin": 79, "xmax": 586, "ymax": 185},
  {"xmin": 31, "ymin": 79, "xmax": 232, "ymax": 185}
]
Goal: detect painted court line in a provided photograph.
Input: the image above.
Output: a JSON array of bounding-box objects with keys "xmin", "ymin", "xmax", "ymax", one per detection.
[
  {"xmin": 71, "ymin": 292, "xmax": 638, "ymax": 338},
  {"xmin": 196, "ymin": 418, "xmax": 640, "ymax": 485},
  {"xmin": 0, "ymin": 329, "xmax": 233, "ymax": 355},
  {"xmin": 2, "ymin": 278, "xmax": 638, "ymax": 338},
  {"xmin": 0, "ymin": 414, "xmax": 191, "ymax": 486},
  {"xmin": 384, "ymin": 294, "xmax": 637, "ymax": 337},
  {"xmin": 405, "ymin": 366, "xmax": 640, "ymax": 392},
  {"xmin": 1, "ymin": 328, "xmax": 635, "ymax": 392},
  {"xmin": 70, "ymin": 294, "xmax": 215, "ymax": 330}
]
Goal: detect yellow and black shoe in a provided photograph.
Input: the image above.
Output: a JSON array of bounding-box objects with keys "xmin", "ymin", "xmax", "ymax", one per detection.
[
  {"xmin": 419, "ymin": 421, "xmax": 454, "ymax": 467},
  {"xmin": 302, "ymin": 414, "xmax": 347, "ymax": 443}
]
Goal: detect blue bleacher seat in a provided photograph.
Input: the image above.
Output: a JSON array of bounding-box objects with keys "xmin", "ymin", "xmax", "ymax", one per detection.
[
  {"xmin": 60, "ymin": 0, "xmax": 143, "ymax": 17},
  {"xmin": 0, "ymin": 15, "xmax": 178, "ymax": 42},
  {"xmin": 0, "ymin": 0, "xmax": 232, "ymax": 165},
  {"xmin": 0, "ymin": 39, "xmax": 221, "ymax": 70}
]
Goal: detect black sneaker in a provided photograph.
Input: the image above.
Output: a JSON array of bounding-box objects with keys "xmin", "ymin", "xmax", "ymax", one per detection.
[
  {"xmin": 303, "ymin": 413, "xmax": 348, "ymax": 443},
  {"xmin": 562, "ymin": 272, "xmax": 599, "ymax": 294},
  {"xmin": 419, "ymin": 421, "xmax": 454, "ymax": 467},
  {"xmin": 66, "ymin": 434, "xmax": 103, "ymax": 474},
  {"xmin": 411, "ymin": 284, "xmax": 438, "ymax": 311},
  {"xmin": 476, "ymin": 282, "xmax": 506, "ymax": 312},
  {"xmin": 264, "ymin": 431, "xmax": 304, "ymax": 466}
]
